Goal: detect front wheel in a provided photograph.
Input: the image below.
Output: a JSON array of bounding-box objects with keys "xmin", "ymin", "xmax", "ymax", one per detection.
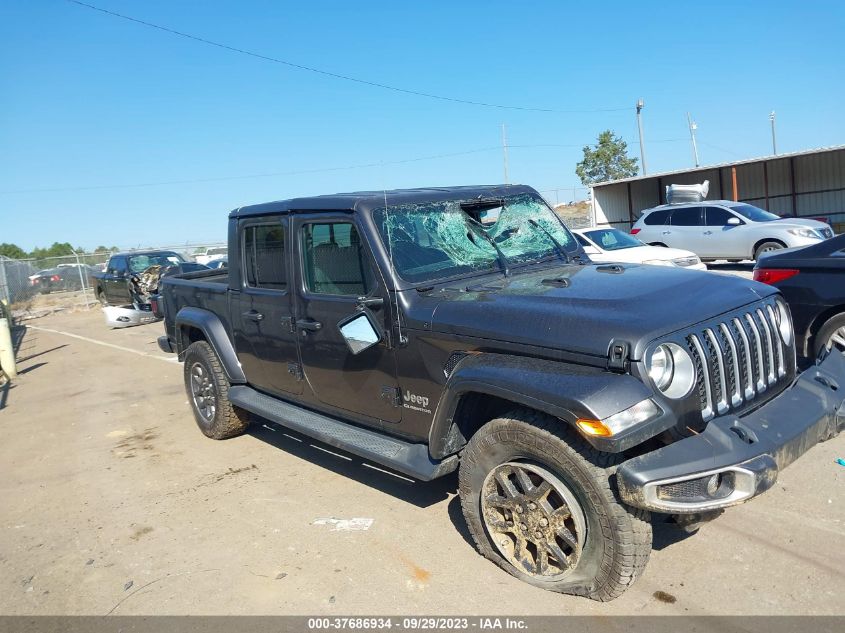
[
  {"xmin": 754, "ymin": 241, "xmax": 784, "ymax": 260},
  {"xmin": 458, "ymin": 409, "xmax": 652, "ymax": 601},
  {"xmin": 183, "ymin": 341, "xmax": 249, "ymax": 439}
]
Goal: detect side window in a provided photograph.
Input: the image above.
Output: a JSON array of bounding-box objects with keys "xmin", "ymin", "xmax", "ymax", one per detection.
[
  {"xmin": 669, "ymin": 207, "xmax": 702, "ymax": 226},
  {"xmin": 643, "ymin": 209, "xmax": 670, "ymax": 225},
  {"xmin": 303, "ymin": 222, "xmax": 372, "ymax": 296},
  {"xmin": 704, "ymin": 207, "xmax": 737, "ymax": 226},
  {"xmin": 108, "ymin": 256, "xmax": 127, "ymax": 274},
  {"xmin": 243, "ymin": 224, "xmax": 287, "ymax": 291}
]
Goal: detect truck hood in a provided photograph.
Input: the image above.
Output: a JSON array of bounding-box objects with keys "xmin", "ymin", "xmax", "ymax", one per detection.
[{"xmin": 428, "ymin": 263, "xmax": 776, "ymax": 361}]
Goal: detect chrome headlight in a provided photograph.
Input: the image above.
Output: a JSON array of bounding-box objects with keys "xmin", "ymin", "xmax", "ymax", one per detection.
[
  {"xmin": 774, "ymin": 299, "xmax": 793, "ymax": 346},
  {"xmin": 787, "ymin": 228, "xmax": 823, "ymax": 239},
  {"xmin": 647, "ymin": 343, "xmax": 696, "ymax": 399}
]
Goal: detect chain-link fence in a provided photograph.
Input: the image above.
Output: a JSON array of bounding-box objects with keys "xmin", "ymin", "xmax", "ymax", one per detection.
[{"xmin": 0, "ymin": 243, "xmax": 227, "ymax": 320}]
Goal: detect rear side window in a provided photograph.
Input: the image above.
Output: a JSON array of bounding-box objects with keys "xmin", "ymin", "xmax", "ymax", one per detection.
[
  {"xmin": 669, "ymin": 207, "xmax": 702, "ymax": 226},
  {"xmin": 643, "ymin": 209, "xmax": 670, "ymax": 225},
  {"xmin": 243, "ymin": 224, "xmax": 287, "ymax": 291},
  {"xmin": 302, "ymin": 222, "xmax": 372, "ymax": 296},
  {"xmin": 703, "ymin": 207, "xmax": 736, "ymax": 226}
]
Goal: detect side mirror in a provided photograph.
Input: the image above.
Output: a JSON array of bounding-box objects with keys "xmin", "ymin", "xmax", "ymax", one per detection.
[
  {"xmin": 727, "ymin": 217, "xmax": 741, "ymax": 226},
  {"xmin": 338, "ymin": 312, "xmax": 381, "ymax": 355}
]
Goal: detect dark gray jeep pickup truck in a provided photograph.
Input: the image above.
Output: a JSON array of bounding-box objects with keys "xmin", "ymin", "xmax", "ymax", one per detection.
[{"xmin": 157, "ymin": 185, "xmax": 845, "ymax": 600}]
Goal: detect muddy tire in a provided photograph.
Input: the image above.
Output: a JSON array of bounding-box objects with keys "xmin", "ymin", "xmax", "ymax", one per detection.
[
  {"xmin": 754, "ymin": 241, "xmax": 785, "ymax": 260},
  {"xmin": 458, "ymin": 409, "xmax": 652, "ymax": 601},
  {"xmin": 814, "ymin": 312, "xmax": 845, "ymax": 360},
  {"xmin": 183, "ymin": 341, "xmax": 249, "ymax": 439}
]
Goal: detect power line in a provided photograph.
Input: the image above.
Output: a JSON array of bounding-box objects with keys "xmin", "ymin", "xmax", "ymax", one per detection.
[
  {"xmin": 0, "ymin": 139, "xmax": 677, "ymax": 195},
  {"xmin": 64, "ymin": 0, "xmax": 630, "ymax": 114}
]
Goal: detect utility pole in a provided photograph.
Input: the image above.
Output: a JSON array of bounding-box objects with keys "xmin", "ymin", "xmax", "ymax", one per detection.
[
  {"xmin": 501, "ymin": 123, "xmax": 510, "ymax": 185},
  {"xmin": 769, "ymin": 111, "xmax": 778, "ymax": 155},
  {"xmin": 686, "ymin": 112, "xmax": 700, "ymax": 167},
  {"xmin": 636, "ymin": 99, "xmax": 647, "ymax": 175}
]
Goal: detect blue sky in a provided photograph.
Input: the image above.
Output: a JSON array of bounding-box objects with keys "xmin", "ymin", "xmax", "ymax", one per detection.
[{"xmin": 2, "ymin": 0, "xmax": 844, "ymax": 251}]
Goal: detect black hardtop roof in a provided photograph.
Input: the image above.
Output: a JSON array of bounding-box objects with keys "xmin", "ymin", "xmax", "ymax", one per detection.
[{"xmin": 230, "ymin": 184, "xmax": 538, "ymax": 219}]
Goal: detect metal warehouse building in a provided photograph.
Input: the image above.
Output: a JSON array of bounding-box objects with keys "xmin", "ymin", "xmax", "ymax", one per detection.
[{"xmin": 590, "ymin": 144, "xmax": 845, "ymax": 234}]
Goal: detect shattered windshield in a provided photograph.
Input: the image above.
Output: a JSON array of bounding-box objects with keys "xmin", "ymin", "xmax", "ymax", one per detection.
[{"xmin": 373, "ymin": 193, "xmax": 576, "ymax": 283}]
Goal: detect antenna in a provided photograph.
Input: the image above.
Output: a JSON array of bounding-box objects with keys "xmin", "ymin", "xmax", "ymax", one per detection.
[{"xmin": 501, "ymin": 123, "xmax": 510, "ymax": 184}]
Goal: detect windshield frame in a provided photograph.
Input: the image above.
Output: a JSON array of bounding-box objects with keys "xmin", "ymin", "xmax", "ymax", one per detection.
[{"xmin": 370, "ymin": 193, "xmax": 582, "ymax": 287}]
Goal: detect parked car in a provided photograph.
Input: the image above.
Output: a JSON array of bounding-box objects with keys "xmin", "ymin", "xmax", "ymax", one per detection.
[
  {"xmin": 194, "ymin": 247, "xmax": 227, "ymax": 266},
  {"xmin": 31, "ymin": 266, "xmax": 92, "ymax": 294},
  {"xmin": 92, "ymin": 250, "xmax": 186, "ymax": 307},
  {"xmin": 631, "ymin": 201, "xmax": 834, "ymax": 261},
  {"xmin": 573, "ymin": 228, "xmax": 706, "ymax": 270},
  {"xmin": 205, "ymin": 257, "xmax": 228, "ymax": 270},
  {"xmin": 156, "ymin": 184, "xmax": 844, "ymax": 601},
  {"xmin": 753, "ymin": 234, "xmax": 845, "ymax": 363}
]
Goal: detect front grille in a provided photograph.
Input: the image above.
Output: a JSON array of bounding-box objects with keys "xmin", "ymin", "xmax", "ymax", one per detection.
[{"xmin": 685, "ymin": 301, "xmax": 792, "ymax": 422}]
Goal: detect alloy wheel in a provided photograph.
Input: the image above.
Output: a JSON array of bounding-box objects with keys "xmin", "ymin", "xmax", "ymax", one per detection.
[
  {"xmin": 189, "ymin": 362, "xmax": 216, "ymax": 422},
  {"xmin": 481, "ymin": 462, "xmax": 586, "ymax": 579}
]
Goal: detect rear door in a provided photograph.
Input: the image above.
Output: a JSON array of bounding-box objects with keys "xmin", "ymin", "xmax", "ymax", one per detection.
[
  {"xmin": 231, "ymin": 217, "xmax": 303, "ymax": 396},
  {"xmin": 666, "ymin": 206, "xmax": 704, "ymax": 252},
  {"xmin": 291, "ymin": 213, "xmax": 400, "ymax": 425}
]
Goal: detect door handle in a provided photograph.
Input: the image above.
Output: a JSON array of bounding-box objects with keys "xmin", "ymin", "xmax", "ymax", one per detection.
[
  {"xmin": 662, "ymin": 231, "xmax": 671, "ymax": 235},
  {"xmin": 242, "ymin": 310, "xmax": 264, "ymax": 321},
  {"xmin": 296, "ymin": 318, "xmax": 322, "ymax": 332},
  {"xmin": 703, "ymin": 230, "xmax": 712, "ymax": 235}
]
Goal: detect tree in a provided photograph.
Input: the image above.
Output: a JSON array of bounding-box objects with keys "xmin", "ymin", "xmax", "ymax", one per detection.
[
  {"xmin": 575, "ymin": 130, "xmax": 639, "ymax": 186},
  {"xmin": 0, "ymin": 243, "xmax": 28, "ymax": 259}
]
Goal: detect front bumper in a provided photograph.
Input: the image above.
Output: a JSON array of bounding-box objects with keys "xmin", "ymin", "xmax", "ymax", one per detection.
[{"xmin": 617, "ymin": 350, "xmax": 845, "ymax": 513}]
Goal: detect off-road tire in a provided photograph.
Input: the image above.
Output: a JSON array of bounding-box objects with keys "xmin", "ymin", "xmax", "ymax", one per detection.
[
  {"xmin": 183, "ymin": 341, "xmax": 249, "ymax": 439},
  {"xmin": 458, "ymin": 408, "xmax": 652, "ymax": 601},
  {"xmin": 814, "ymin": 312, "xmax": 845, "ymax": 360},
  {"xmin": 754, "ymin": 241, "xmax": 785, "ymax": 260},
  {"xmin": 97, "ymin": 290, "xmax": 108, "ymax": 306}
]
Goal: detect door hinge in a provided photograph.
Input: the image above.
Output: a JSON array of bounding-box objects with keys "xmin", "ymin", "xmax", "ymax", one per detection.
[
  {"xmin": 287, "ymin": 362, "xmax": 303, "ymax": 381},
  {"xmin": 281, "ymin": 316, "xmax": 296, "ymax": 333},
  {"xmin": 607, "ymin": 340, "xmax": 630, "ymax": 372},
  {"xmin": 380, "ymin": 386, "xmax": 401, "ymax": 407}
]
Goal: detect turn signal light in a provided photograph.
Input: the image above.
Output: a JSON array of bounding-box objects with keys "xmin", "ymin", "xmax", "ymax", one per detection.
[
  {"xmin": 753, "ymin": 268, "xmax": 799, "ymax": 285},
  {"xmin": 576, "ymin": 418, "xmax": 613, "ymax": 437}
]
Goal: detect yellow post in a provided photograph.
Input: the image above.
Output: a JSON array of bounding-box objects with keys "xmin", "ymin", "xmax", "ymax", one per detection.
[{"xmin": 0, "ymin": 300, "xmax": 16, "ymax": 380}]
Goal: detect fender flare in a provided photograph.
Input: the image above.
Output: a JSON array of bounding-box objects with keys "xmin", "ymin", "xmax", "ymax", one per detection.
[
  {"xmin": 175, "ymin": 307, "xmax": 246, "ymax": 384},
  {"xmin": 428, "ymin": 352, "xmax": 670, "ymax": 457}
]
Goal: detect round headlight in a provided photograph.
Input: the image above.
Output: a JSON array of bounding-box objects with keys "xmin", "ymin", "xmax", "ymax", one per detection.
[
  {"xmin": 775, "ymin": 299, "xmax": 793, "ymax": 346},
  {"xmin": 648, "ymin": 345, "xmax": 674, "ymax": 390},
  {"xmin": 647, "ymin": 343, "xmax": 696, "ymax": 399}
]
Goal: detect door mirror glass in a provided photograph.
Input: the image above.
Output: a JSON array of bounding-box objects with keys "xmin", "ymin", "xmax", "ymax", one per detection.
[
  {"xmin": 338, "ymin": 312, "xmax": 381, "ymax": 355},
  {"xmin": 727, "ymin": 217, "xmax": 741, "ymax": 226}
]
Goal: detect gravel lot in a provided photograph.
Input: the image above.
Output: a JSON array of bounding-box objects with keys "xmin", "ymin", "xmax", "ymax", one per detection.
[{"xmin": 2, "ymin": 268, "xmax": 844, "ymax": 616}]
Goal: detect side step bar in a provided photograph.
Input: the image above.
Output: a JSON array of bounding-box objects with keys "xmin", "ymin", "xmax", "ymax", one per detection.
[{"xmin": 228, "ymin": 385, "xmax": 458, "ymax": 481}]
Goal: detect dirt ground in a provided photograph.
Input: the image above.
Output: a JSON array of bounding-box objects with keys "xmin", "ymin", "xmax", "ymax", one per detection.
[{"xmin": 1, "ymin": 304, "xmax": 844, "ymax": 616}]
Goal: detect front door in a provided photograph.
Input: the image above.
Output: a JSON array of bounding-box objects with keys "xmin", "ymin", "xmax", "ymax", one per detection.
[
  {"xmin": 291, "ymin": 214, "xmax": 401, "ymax": 425},
  {"xmin": 700, "ymin": 206, "xmax": 747, "ymax": 259},
  {"xmin": 231, "ymin": 217, "xmax": 303, "ymax": 396}
]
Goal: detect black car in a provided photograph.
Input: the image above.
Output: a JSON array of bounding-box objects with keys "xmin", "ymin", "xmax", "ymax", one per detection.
[
  {"xmin": 753, "ymin": 234, "xmax": 845, "ymax": 362},
  {"xmin": 31, "ymin": 266, "xmax": 92, "ymax": 294}
]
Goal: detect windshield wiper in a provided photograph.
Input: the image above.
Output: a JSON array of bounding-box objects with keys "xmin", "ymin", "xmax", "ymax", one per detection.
[
  {"xmin": 528, "ymin": 219, "xmax": 570, "ymax": 263},
  {"xmin": 465, "ymin": 222, "xmax": 510, "ymax": 277}
]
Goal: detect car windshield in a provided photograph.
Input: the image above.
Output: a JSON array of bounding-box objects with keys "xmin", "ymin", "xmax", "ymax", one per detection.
[
  {"xmin": 582, "ymin": 229, "xmax": 643, "ymax": 251},
  {"xmin": 128, "ymin": 252, "xmax": 184, "ymax": 273},
  {"xmin": 373, "ymin": 192, "xmax": 577, "ymax": 283},
  {"xmin": 729, "ymin": 203, "xmax": 780, "ymax": 222}
]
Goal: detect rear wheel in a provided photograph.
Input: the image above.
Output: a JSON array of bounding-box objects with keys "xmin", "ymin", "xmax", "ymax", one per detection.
[
  {"xmin": 97, "ymin": 290, "xmax": 108, "ymax": 306},
  {"xmin": 183, "ymin": 341, "xmax": 249, "ymax": 439},
  {"xmin": 814, "ymin": 313, "xmax": 845, "ymax": 360},
  {"xmin": 754, "ymin": 241, "xmax": 785, "ymax": 260},
  {"xmin": 458, "ymin": 409, "xmax": 652, "ymax": 601}
]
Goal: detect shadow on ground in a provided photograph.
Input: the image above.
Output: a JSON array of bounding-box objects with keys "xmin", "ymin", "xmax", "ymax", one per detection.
[{"xmin": 248, "ymin": 418, "xmax": 457, "ymax": 509}]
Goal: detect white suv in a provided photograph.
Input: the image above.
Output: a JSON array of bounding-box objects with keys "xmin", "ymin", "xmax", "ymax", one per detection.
[{"xmin": 631, "ymin": 201, "xmax": 834, "ymax": 261}]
